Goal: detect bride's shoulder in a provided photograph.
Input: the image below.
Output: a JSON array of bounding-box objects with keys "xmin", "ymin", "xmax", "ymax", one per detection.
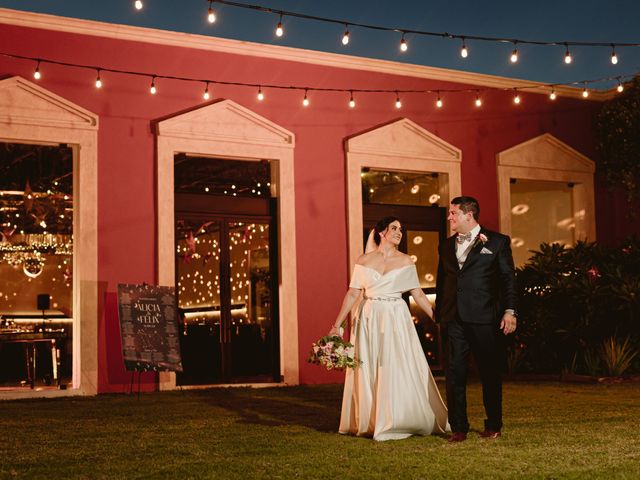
[
  {"xmin": 395, "ymin": 252, "xmax": 415, "ymax": 266},
  {"xmin": 356, "ymin": 252, "xmax": 377, "ymax": 266}
]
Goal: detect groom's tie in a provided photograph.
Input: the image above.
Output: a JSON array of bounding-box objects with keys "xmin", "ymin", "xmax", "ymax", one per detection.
[{"xmin": 456, "ymin": 232, "xmax": 472, "ymax": 244}]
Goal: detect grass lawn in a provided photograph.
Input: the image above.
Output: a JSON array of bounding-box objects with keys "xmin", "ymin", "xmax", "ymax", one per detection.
[{"xmin": 1, "ymin": 381, "xmax": 639, "ymax": 479}]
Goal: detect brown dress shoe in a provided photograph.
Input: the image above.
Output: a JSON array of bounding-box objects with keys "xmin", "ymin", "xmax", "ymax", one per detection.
[
  {"xmin": 479, "ymin": 430, "xmax": 501, "ymax": 439},
  {"xmin": 449, "ymin": 432, "xmax": 467, "ymax": 442}
]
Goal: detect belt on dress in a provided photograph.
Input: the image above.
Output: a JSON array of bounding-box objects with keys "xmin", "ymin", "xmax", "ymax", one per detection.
[{"xmin": 363, "ymin": 295, "xmax": 403, "ymax": 302}]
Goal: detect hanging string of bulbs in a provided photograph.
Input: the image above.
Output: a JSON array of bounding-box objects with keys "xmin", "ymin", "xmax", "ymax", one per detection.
[
  {"xmin": 4, "ymin": 51, "xmax": 633, "ymax": 110},
  {"xmin": 133, "ymin": 0, "xmax": 639, "ymax": 67}
]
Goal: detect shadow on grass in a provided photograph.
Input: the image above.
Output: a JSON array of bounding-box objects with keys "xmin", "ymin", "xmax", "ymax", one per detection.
[{"xmin": 187, "ymin": 385, "xmax": 343, "ymax": 432}]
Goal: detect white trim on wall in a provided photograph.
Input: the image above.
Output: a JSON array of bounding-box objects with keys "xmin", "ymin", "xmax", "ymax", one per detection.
[
  {"xmin": 497, "ymin": 133, "xmax": 596, "ymax": 241},
  {"xmin": 0, "ymin": 76, "xmax": 99, "ymax": 400},
  {"xmin": 155, "ymin": 99, "xmax": 299, "ymax": 389},
  {"xmin": 345, "ymin": 118, "xmax": 462, "ymax": 270}
]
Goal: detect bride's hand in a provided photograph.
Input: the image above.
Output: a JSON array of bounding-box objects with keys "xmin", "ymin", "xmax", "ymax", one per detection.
[{"xmin": 329, "ymin": 324, "xmax": 342, "ymax": 337}]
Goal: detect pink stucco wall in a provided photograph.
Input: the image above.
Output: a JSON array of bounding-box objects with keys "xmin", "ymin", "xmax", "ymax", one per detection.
[{"xmin": 1, "ymin": 17, "xmax": 634, "ymax": 392}]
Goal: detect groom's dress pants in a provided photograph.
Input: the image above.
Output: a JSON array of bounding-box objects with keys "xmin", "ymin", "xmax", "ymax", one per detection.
[{"xmin": 445, "ymin": 318, "xmax": 504, "ymax": 433}]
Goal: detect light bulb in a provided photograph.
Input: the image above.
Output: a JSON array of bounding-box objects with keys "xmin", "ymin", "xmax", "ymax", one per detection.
[
  {"xmin": 461, "ymin": 40, "xmax": 468, "ymax": 58},
  {"xmin": 349, "ymin": 93, "xmax": 356, "ymax": 108},
  {"xmin": 275, "ymin": 15, "xmax": 284, "ymax": 37},
  {"xmin": 549, "ymin": 90, "xmax": 557, "ymax": 100},
  {"xmin": 134, "ymin": 1, "xmax": 143, "ymax": 10},
  {"xmin": 203, "ymin": 84, "xmax": 210, "ymax": 100},
  {"xmin": 617, "ymin": 82, "xmax": 624, "ymax": 93},
  {"xmin": 400, "ymin": 35, "xmax": 408, "ymax": 52},
  {"xmin": 395, "ymin": 96, "xmax": 402, "ymax": 109},
  {"xmin": 342, "ymin": 28, "xmax": 350, "ymax": 45},
  {"xmin": 436, "ymin": 97, "xmax": 443, "ymax": 108},
  {"xmin": 475, "ymin": 96, "xmax": 482, "ymax": 107},
  {"xmin": 95, "ymin": 75, "xmax": 102, "ymax": 89},
  {"xmin": 33, "ymin": 62, "xmax": 41, "ymax": 80},
  {"xmin": 582, "ymin": 88, "xmax": 589, "ymax": 98},
  {"xmin": 150, "ymin": 77, "xmax": 157, "ymax": 95},
  {"xmin": 510, "ymin": 49, "xmax": 519, "ymax": 63},
  {"xmin": 302, "ymin": 91, "xmax": 309, "ymax": 107},
  {"xmin": 564, "ymin": 48, "xmax": 572, "ymax": 64},
  {"xmin": 207, "ymin": 2, "xmax": 216, "ymax": 23},
  {"xmin": 257, "ymin": 87, "xmax": 264, "ymax": 101},
  {"xmin": 611, "ymin": 49, "xmax": 618, "ymax": 65},
  {"xmin": 514, "ymin": 92, "xmax": 521, "ymax": 104}
]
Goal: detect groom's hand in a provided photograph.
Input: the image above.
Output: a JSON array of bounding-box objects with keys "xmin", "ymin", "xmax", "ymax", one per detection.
[{"xmin": 500, "ymin": 313, "xmax": 517, "ymax": 335}]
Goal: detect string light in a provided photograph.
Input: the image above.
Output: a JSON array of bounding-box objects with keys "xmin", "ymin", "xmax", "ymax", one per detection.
[
  {"xmin": 460, "ymin": 38, "xmax": 468, "ymax": 58},
  {"xmin": 564, "ymin": 45, "xmax": 573, "ymax": 64},
  {"xmin": 513, "ymin": 89, "xmax": 521, "ymax": 104},
  {"xmin": 510, "ymin": 43, "xmax": 519, "ymax": 63},
  {"xmin": 150, "ymin": 76, "xmax": 157, "ymax": 95},
  {"xmin": 400, "ymin": 33, "xmax": 408, "ymax": 52},
  {"xmin": 275, "ymin": 14, "xmax": 284, "ymax": 37},
  {"xmin": 475, "ymin": 93, "xmax": 482, "ymax": 107},
  {"xmin": 257, "ymin": 86, "xmax": 264, "ymax": 101},
  {"xmin": 302, "ymin": 89, "xmax": 309, "ymax": 106},
  {"xmin": 436, "ymin": 93, "xmax": 443, "ymax": 108},
  {"xmin": 549, "ymin": 88, "xmax": 557, "ymax": 100},
  {"xmin": 203, "ymin": 82, "xmax": 210, "ymax": 100},
  {"xmin": 134, "ymin": 1, "xmax": 143, "ymax": 11},
  {"xmin": 582, "ymin": 83, "xmax": 589, "ymax": 98},
  {"xmin": 395, "ymin": 91, "xmax": 402, "ymax": 109},
  {"xmin": 95, "ymin": 70, "xmax": 102, "ymax": 89},
  {"xmin": 33, "ymin": 60, "xmax": 41, "ymax": 80},
  {"xmin": 617, "ymin": 80, "xmax": 624, "ymax": 93},
  {"xmin": 342, "ymin": 25, "xmax": 350, "ymax": 45},
  {"xmin": 610, "ymin": 46, "xmax": 618, "ymax": 65},
  {"xmin": 207, "ymin": 1, "xmax": 216, "ymax": 23},
  {"xmin": 348, "ymin": 91, "xmax": 355, "ymax": 108}
]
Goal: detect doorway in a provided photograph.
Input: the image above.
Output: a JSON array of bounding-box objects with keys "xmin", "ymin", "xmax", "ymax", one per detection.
[{"xmin": 174, "ymin": 155, "xmax": 279, "ymax": 385}]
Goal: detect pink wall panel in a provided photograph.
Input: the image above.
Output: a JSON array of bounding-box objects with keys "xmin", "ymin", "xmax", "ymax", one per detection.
[{"xmin": 1, "ymin": 20, "xmax": 635, "ymax": 389}]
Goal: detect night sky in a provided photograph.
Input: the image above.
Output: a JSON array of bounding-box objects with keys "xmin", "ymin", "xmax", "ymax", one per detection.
[{"xmin": 0, "ymin": 0, "xmax": 639, "ymax": 90}]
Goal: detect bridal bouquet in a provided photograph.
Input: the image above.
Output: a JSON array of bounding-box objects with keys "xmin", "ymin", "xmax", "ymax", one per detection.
[{"xmin": 308, "ymin": 335, "xmax": 361, "ymax": 370}]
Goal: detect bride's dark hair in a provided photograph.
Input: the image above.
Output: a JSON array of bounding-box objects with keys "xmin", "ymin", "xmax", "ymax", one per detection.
[{"xmin": 373, "ymin": 216, "xmax": 401, "ymax": 245}]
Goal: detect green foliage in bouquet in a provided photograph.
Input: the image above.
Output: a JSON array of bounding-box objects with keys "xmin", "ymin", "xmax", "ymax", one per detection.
[
  {"xmin": 308, "ymin": 335, "xmax": 361, "ymax": 371},
  {"xmin": 512, "ymin": 237, "xmax": 640, "ymax": 375},
  {"xmin": 596, "ymin": 75, "xmax": 640, "ymax": 206}
]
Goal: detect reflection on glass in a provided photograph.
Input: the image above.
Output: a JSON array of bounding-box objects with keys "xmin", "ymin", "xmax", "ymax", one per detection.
[
  {"xmin": 362, "ymin": 169, "xmax": 443, "ymax": 206},
  {"xmin": 406, "ymin": 230, "xmax": 439, "ymax": 289},
  {"xmin": 510, "ymin": 179, "xmax": 574, "ymax": 267},
  {"xmin": 0, "ymin": 142, "xmax": 73, "ymax": 390}
]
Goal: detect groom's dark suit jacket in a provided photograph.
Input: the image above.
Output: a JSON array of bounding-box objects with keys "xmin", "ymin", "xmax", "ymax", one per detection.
[{"xmin": 435, "ymin": 227, "xmax": 517, "ymax": 325}]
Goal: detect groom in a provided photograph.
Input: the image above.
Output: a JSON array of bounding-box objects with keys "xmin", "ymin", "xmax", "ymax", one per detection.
[{"xmin": 435, "ymin": 196, "xmax": 517, "ymax": 442}]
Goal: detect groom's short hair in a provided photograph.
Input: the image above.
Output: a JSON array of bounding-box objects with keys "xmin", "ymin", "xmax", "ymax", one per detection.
[{"xmin": 451, "ymin": 196, "xmax": 480, "ymax": 220}]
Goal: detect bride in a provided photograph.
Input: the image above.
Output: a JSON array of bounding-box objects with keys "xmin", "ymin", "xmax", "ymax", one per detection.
[{"xmin": 329, "ymin": 216, "xmax": 449, "ymax": 441}]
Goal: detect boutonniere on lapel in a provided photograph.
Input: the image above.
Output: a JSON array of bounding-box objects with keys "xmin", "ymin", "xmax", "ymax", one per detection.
[{"xmin": 475, "ymin": 233, "xmax": 493, "ymax": 254}]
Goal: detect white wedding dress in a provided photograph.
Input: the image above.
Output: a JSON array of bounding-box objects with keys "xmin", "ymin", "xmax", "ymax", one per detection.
[{"xmin": 339, "ymin": 264, "xmax": 450, "ymax": 441}]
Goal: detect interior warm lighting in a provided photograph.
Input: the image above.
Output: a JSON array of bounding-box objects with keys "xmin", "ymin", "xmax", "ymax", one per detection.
[
  {"xmin": 410, "ymin": 185, "xmax": 419, "ymax": 194},
  {"xmin": 413, "ymin": 235, "xmax": 423, "ymax": 245},
  {"xmin": 428, "ymin": 194, "xmax": 440, "ymax": 204},
  {"xmin": 511, "ymin": 204, "xmax": 530, "ymax": 215}
]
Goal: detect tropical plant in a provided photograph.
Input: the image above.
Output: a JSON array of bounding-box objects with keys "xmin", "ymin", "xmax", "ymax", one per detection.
[{"xmin": 601, "ymin": 337, "xmax": 638, "ymax": 377}]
